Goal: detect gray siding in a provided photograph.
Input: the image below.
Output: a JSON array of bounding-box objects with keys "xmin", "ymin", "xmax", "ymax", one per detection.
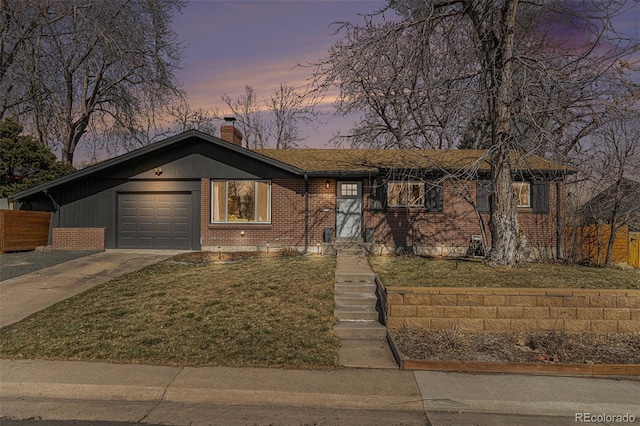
[{"xmin": 17, "ymin": 139, "xmax": 299, "ymax": 249}]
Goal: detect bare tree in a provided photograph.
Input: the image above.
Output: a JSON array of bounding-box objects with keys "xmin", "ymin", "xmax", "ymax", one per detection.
[
  {"xmin": 168, "ymin": 101, "xmax": 218, "ymax": 135},
  {"xmin": 577, "ymin": 115, "xmax": 640, "ymax": 266},
  {"xmin": 313, "ymin": 0, "xmax": 639, "ymax": 266},
  {"xmin": 221, "ymin": 83, "xmax": 316, "ymax": 149},
  {"xmin": 1, "ymin": 0, "xmax": 185, "ymax": 164}
]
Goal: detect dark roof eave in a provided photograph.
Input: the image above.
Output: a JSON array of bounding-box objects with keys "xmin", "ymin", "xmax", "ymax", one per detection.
[{"xmin": 12, "ymin": 130, "xmax": 305, "ymax": 200}]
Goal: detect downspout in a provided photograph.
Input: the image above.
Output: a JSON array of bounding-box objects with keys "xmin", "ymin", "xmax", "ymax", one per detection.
[
  {"xmin": 43, "ymin": 190, "xmax": 60, "ymax": 228},
  {"xmin": 556, "ymin": 181, "xmax": 562, "ymax": 260},
  {"xmin": 302, "ymin": 173, "xmax": 309, "ymax": 254},
  {"xmin": 43, "ymin": 190, "xmax": 60, "ymax": 246}
]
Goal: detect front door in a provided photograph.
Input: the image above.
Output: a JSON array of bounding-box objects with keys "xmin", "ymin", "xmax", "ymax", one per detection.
[{"xmin": 336, "ymin": 181, "xmax": 362, "ymax": 240}]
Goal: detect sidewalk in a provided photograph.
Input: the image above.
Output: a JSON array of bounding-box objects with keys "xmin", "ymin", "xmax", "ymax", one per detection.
[
  {"xmin": 1, "ymin": 358, "xmax": 638, "ymax": 425},
  {"xmin": 0, "ymin": 359, "xmax": 425, "ymax": 424}
]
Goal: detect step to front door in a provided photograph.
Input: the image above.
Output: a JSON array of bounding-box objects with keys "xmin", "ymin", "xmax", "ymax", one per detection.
[{"xmin": 334, "ymin": 321, "xmax": 387, "ymax": 339}]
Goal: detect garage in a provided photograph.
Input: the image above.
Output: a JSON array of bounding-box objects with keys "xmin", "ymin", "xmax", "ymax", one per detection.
[{"xmin": 117, "ymin": 193, "xmax": 192, "ymax": 249}]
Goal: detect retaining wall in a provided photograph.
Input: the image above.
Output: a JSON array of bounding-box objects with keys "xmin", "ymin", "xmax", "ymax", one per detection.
[{"xmin": 384, "ymin": 286, "xmax": 640, "ymax": 333}]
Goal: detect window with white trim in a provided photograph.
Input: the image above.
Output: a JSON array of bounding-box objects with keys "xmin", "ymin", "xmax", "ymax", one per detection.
[
  {"xmin": 212, "ymin": 180, "xmax": 271, "ymax": 223},
  {"xmin": 512, "ymin": 182, "xmax": 530, "ymax": 208}
]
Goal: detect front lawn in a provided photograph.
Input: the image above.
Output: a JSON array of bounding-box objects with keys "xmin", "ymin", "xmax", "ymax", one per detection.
[
  {"xmin": 369, "ymin": 256, "xmax": 639, "ymax": 289},
  {"xmin": 0, "ymin": 255, "xmax": 339, "ymax": 369}
]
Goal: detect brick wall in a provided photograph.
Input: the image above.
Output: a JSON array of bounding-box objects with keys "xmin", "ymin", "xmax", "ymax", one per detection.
[
  {"xmin": 52, "ymin": 228, "xmax": 105, "ymax": 250},
  {"xmin": 198, "ymin": 176, "xmax": 564, "ymax": 255},
  {"xmin": 200, "ymin": 178, "xmax": 335, "ymax": 250},
  {"xmin": 364, "ymin": 179, "xmax": 563, "ymax": 258},
  {"xmin": 384, "ymin": 287, "xmax": 640, "ymax": 333}
]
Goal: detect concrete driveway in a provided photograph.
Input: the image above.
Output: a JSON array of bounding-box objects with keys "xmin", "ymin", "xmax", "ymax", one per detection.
[{"xmin": 0, "ymin": 250, "xmax": 186, "ymax": 328}]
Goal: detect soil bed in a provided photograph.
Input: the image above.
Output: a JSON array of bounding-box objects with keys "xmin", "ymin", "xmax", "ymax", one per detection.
[
  {"xmin": 171, "ymin": 250, "xmax": 299, "ymax": 263},
  {"xmin": 391, "ymin": 328, "xmax": 640, "ymax": 365}
]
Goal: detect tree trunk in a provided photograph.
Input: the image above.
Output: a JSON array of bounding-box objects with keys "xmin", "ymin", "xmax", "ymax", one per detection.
[
  {"xmin": 482, "ymin": 0, "xmax": 520, "ymax": 266},
  {"xmin": 487, "ymin": 148, "xmax": 519, "ymax": 266},
  {"xmin": 604, "ymin": 175, "xmax": 624, "ymax": 267}
]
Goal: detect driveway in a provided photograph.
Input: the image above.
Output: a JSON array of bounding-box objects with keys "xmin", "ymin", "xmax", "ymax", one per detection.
[
  {"xmin": 0, "ymin": 250, "xmax": 187, "ymax": 328},
  {"xmin": 1, "ymin": 250, "xmax": 102, "ymax": 281}
]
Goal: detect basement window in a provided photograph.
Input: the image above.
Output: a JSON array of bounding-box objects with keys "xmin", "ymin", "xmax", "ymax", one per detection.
[{"xmin": 212, "ymin": 180, "xmax": 271, "ymax": 223}]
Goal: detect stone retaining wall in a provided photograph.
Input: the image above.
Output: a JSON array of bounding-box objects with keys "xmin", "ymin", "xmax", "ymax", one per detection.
[{"xmin": 384, "ymin": 287, "xmax": 640, "ymax": 333}]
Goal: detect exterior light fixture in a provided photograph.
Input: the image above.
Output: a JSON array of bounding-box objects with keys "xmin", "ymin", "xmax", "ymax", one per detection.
[{"xmin": 325, "ymin": 180, "xmax": 330, "ymax": 189}]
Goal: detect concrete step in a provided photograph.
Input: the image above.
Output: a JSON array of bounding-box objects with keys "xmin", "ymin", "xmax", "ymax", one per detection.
[
  {"xmin": 335, "ymin": 306, "xmax": 379, "ymax": 321},
  {"xmin": 335, "ymin": 248, "xmax": 365, "ymax": 256},
  {"xmin": 334, "ymin": 321, "xmax": 387, "ymax": 339},
  {"xmin": 335, "ymin": 272, "xmax": 376, "ymax": 282},
  {"xmin": 334, "ymin": 293, "xmax": 378, "ymax": 306},
  {"xmin": 337, "ymin": 338, "xmax": 399, "ymax": 369},
  {"xmin": 335, "ymin": 282, "xmax": 376, "ymax": 294}
]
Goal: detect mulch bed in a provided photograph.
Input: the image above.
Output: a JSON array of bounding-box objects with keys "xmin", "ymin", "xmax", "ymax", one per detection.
[
  {"xmin": 391, "ymin": 328, "xmax": 640, "ymax": 365},
  {"xmin": 170, "ymin": 250, "xmax": 301, "ymax": 263}
]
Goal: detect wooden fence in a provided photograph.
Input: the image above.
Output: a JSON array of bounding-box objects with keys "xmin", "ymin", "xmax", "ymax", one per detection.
[
  {"xmin": 566, "ymin": 224, "xmax": 629, "ymax": 266},
  {"xmin": 0, "ymin": 210, "xmax": 52, "ymax": 253},
  {"xmin": 630, "ymin": 232, "xmax": 640, "ymax": 268}
]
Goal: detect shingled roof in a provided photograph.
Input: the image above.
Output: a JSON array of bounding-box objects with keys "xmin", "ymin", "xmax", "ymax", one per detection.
[{"xmin": 254, "ymin": 148, "xmax": 574, "ymax": 174}]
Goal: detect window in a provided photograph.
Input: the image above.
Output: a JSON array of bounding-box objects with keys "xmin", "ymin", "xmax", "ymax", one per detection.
[
  {"xmin": 341, "ymin": 183, "xmax": 358, "ymax": 196},
  {"xmin": 212, "ymin": 180, "xmax": 271, "ymax": 223},
  {"xmin": 388, "ymin": 182, "xmax": 425, "ymax": 207},
  {"xmin": 512, "ymin": 182, "xmax": 530, "ymax": 208}
]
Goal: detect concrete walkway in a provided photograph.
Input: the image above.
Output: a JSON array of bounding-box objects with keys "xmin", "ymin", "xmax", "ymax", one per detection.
[
  {"xmin": 0, "ymin": 249, "xmax": 185, "ymax": 327},
  {"xmin": 334, "ymin": 250, "xmax": 398, "ymax": 369}
]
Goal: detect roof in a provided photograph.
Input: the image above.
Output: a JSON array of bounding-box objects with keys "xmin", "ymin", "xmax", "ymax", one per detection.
[
  {"xmin": 581, "ymin": 178, "xmax": 640, "ymax": 231},
  {"xmin": 12, "ymin": 130, "xmax": 303, "ymax": 200},
  {"xmin": 254, "ymin": 149, "xmax": 575, "ymax": 175},
  {"xmin": 12, "ymin": 130, "xmax": 575, "ymax": 200}
]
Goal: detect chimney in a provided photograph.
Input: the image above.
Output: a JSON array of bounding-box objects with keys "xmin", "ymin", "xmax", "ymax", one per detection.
[{"xmin": 220, "ymin": 117, "xmax": 243, "ymax": 147}]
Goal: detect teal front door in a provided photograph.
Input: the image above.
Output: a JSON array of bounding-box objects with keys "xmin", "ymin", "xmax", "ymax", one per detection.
[{"xmin": 336, "ymin": 181, "xmax": 362, "ymax": 240}]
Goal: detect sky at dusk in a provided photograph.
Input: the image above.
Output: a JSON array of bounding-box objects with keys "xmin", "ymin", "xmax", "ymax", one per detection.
[
  {"xmin": 173, "ymin": 1, "xmax": 390, "ymax": 147},
  {"xmin": 172, "ymin": 1, "xmax": 640, "ymax": 149}
]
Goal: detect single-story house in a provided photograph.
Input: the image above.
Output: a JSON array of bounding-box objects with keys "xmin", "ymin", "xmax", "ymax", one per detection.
[{"xmin": 11, "ymin": 125, "xmax": 573, "ymax": 257}]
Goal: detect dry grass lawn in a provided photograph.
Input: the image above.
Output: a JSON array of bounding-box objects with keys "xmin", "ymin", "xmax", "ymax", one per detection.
[
  {"xmin": 369, "ymin": 256, "xmax": 639, "ymax": 289},
  {"xmin": 0, "ymin": 255, "xmax": 339, "ymax": 369}
]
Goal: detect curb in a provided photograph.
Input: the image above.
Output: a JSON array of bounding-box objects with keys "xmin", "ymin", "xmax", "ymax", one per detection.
[{"xmin": 387, "ymin": 332, "xmax": 640, "ymax": 377}]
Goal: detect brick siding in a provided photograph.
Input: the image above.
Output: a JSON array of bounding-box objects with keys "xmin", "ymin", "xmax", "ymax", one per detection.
[
  {"xmin": 199, "ymin": 177, "xmax": 563, "ymax": 255},
  {"xmin": 200, "ymin": 178, "xmax": 335, "ymax": 250},
  {"xmin": 52, "ymin": 228, "xmax": 105, "ymax": 250},
  {"xmin": 384, "ymin": 287, "xmax": 640, "ymax": 333},
  {"xmin": 364, "ymin": 179, "xmax": 563, "ymax": 257}
]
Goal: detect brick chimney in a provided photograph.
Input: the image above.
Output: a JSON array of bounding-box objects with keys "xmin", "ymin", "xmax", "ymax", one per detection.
[{"xmin": 220, "ymin": 117, "xmax": 243, "ymax": 147}]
